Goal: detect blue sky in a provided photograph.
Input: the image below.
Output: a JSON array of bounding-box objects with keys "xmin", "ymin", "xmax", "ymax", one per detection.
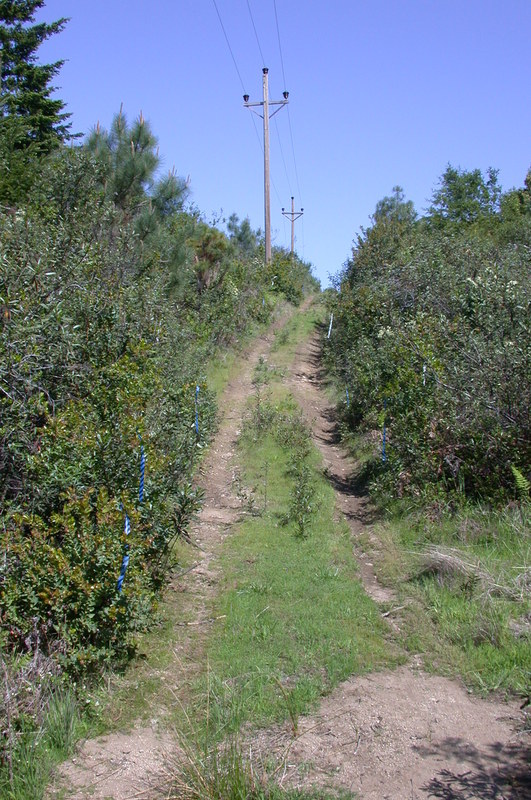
[{"xmin": 36, "ymin": 1, "xmax": 530, "ymax": 286}]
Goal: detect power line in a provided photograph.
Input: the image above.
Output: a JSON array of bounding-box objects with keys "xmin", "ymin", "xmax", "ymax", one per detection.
[
  {"xmin": 250, "ymin": 112, "xmax": 264, "ymax": 154},
  {"xmin": 249, "ymin": 117, "xmax": 284, "ymax": 218},
  {"xmin": 287, "ymin": 107, "xmax": 303, "ymax": 206},
  {"xmin": 273, "ymin": 0, "xmax": 287, "ymax": 90},
  {"xmin": 274, "ymin": 113, "xmax": 298, "ymax": 253},
  {"xmin": 211, "ymin": 1, "xmax": 265, "ymax": 163},
  {"xmin": 211, "ymin": 0, "xmax": 247, "ymax": 93},
  {"xmin": 274, "ymin": 116, "xmax": 292, "ymax": 195},
  {"xmin": 246, "ymin": 0, "xmax": 266, "ymax": 66},
  {"xmin": 272, "ymin": 2, "xmax": 304, "ymax": 250},
  {"xmin": 271, "ymin": 1, "xmax": 303, "ymax": 206},
  {"xmin": 271, "ymin": 175, "xmax": 283, "ymax": 208}
]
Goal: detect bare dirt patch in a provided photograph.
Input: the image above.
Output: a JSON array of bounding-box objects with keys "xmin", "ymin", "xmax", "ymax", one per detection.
[
  {"xmin": 266, "ymin": 667, "xmax": 529, "ymax": 800},
  {"xmin": 278, "ymin": 322, "xmax": 530, "ymax": 799}
]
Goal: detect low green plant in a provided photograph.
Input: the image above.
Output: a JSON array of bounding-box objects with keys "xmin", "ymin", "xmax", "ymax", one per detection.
[
  {"xmin": 511, "ymin": 465, "xmax": 530, "ymax": 502},
  {"xmin": 285, "ymin": 457, "xmax": 317, "ymax": 539},
  {"xmin": 253, "ymin": 356, "xmax": 284, "ymax": 388},
  {"xmin": 0, "ymin": 683, "xmax": 80, "ymax": 800},
  {"xmin": 248, "ymin": 388, "xmax": 276, "ymax": 440},
  {"xmin": 272, "ymin": 326, "xmax": 290, "ymax": 350}
]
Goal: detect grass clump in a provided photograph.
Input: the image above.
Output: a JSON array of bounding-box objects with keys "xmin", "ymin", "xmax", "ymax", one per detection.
[
  {"xmin": 0, "ymin": 676, "xmax": 79, "ymax": 800},
  {"xmin": 170, "ymin": 728, "xmax": 355, "ymax": 800},
  {"xmin": 170, "ymin": 728, "xmax": 354, "ymax": 799},
  {"xmin": 373, "ymin": 504, "xmax": 531, "ymax": 694},
  {"xmin": 169, "ymin": 679, "xmax": 356, "ymax": 800}
]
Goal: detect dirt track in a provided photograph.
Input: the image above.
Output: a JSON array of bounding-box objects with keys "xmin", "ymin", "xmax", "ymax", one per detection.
[
  {"xmin": 278, "ymin": 323, "xmax": 530, "ymax": 799},
  {"xmin": 51, "ymin": 304, "xmax": 530, "ymax": 800}
]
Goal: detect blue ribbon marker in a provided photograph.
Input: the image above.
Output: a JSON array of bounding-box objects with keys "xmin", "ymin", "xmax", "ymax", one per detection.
[
  {"xmin": 139, "ymin": 444, "xmax": 145, "ymax": 503},
  {"xmin": 195, "ymin": 385, "xmax": 200, "ymax": 435},
  {"xmin": 382, "ymin": 398, "xmax": 387, "ymax": 463},
  {"xmin": 117, "ymin": 512, "xmax": 130, "ymax": 593},
  {"xmin": 117, "ymin": 434, "xmax": 146, "ymax": 593},
  {"xmin": 346, "ymin": 387, "xmax": 350, "ymax": 408}
]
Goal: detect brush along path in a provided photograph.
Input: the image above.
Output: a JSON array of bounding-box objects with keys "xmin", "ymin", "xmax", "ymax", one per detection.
[
  {"xmin": 274, "ymin": 318, "xmax": 529, "ymax": 799},
  {"xmin": 49, "ymin": 303, "xmax": 303, "ymax": 800}
]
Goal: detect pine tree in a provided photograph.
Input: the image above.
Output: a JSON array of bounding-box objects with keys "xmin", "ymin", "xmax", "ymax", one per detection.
[
  {"xmin": 86, "ymin": 108, "xmax": 190, "ymax": 282},
  {"xmin": 0, "ymin": 0, "xmax": 71, "ymax": 148},
  {"xmin": 86, "ymin": 107, "xmax": 188, "ymax": 223}
]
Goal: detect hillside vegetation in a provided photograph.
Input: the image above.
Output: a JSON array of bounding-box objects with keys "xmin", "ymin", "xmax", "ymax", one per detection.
[
  {"xmin": 0, "ymin": 6, "xmax": 321, "ymax": 792},
  {"xmin": 325, "ymin": 169, "xmax": 530, "ymax": 506},
  {"xmin": 1, "ymin": 5, "xmax": 529, "ymax": 797},
  {"xmin": 0, "ymin": 114, "xmax": 316, "ymax": 792}
]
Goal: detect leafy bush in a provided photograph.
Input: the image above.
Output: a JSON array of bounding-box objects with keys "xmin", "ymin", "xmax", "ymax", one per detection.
[{"xmin": 266, "ymin": 248, "xmax": 320, "ymax": 305}]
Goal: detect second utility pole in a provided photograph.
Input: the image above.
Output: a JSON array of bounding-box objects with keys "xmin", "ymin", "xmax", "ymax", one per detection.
[
  {"xmin": 244, "ymin": 68, "xmax": 289, "ymax": 265},
  {"xmin": 282, "ymin": 196, "xmax": 304, "ymax": 257}
]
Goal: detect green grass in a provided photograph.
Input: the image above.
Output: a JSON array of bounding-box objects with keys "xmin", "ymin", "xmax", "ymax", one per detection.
[
  {"xmin": 198, "ymin": 391, "xmax": 401, "ymax": 733},
  {"xmin": 0, "ymin": 688, "xmax": 79, "ymax": 800},
  {"xmin": 205, "ymin": 294, "xmax": 296, "ymax": 399},
  {"xmin": 205, "ymin": 347, "xmax": 240, "ymax": 398},
  {"xmin": 269, "ymin": 298, "xmax": 325, "ymax": 370},
  {"xmin": 371, "ymin": 505, "xmax": 531, "ymax": 694}
]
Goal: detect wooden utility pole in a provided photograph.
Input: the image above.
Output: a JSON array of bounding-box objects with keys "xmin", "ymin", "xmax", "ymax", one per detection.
[
  {"xmin": 243, "ymin": 68, "xmax": 289, "ymax": 265},
  {"xmin": 263, "ymin": 68, "xmax": 271, "ymax": 264},
  {"xmin": 282, "ymin": 196, "xmax": 304, "ymax": 257}
]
